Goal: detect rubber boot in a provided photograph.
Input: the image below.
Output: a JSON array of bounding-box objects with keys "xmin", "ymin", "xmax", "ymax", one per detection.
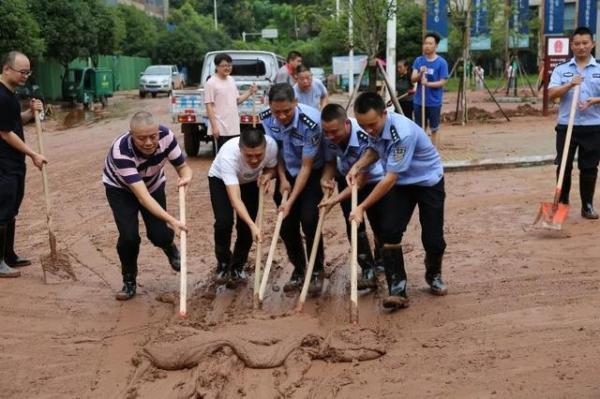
[
  {"xmin": 558, "ymin": 168, "xmax": 571, "ymax": 204},
  {"xmin": 580, "ymin": 175, "xmax": 599, "ymax": 219},
  {"xmin": 5, "ymin": 219, "xmax": 31, "ymax": 267},
  {"xmin": 373, "ymin": 237, "xmax": 385, "ymax": 275},
  {"xmin": 356, "ymin": 231, "xmax": 377, "ymax": 290},
  {"xmin": 162, "ymin": 243, "xmax": 181, "ymax": 272},
  {"xmin": 214, "ymin": 262, "xmax": 229, "ymax": 285},
  {"xmin": 424, "ymin": 252, "xmax": 448, "ymax": 296},
  {"xmin": 115, "ymin": 273, "xmax": 137, "ymax": 300},
  {"xmin": 381, "ymin": 245, "xmax": 409, "ymax": 309},
  {"xmin": 283, "ymin": 246, "xmax": 306, "ymax": 293},
  {"xmin": 226, "ymin": 262, "xmax": 248, "ymax": 289},
  {"xmin": 307, "ymin": 269, "xmax": 324, "ymax": 296},
  {"xmin": 0, "ymin": 224, "xmax": 20, "ymax": 278},
  {"xmin": 214, "ymin": 243, "xmax": 232, "ymax": 284}
]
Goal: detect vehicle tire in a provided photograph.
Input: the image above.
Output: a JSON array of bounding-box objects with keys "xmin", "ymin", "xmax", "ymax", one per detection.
[
  {"xmin": 151, "ymin": 92, "xmax": 157, "ymax": 98},
  {"xmin": 139, "ymin": 91, "xmax": 146, "ymax": 98},
  {"xmin": 182, "ymin": 123, "xmax": 200, "ymax": 157},
  {"xmin": 100, "ymin": 96, "xmax": 108, "ymax": 108}
]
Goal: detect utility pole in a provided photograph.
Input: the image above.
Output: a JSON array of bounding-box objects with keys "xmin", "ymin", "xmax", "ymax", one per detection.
[
  {"xmin": 349, "ymin": 0, "xmax": 354, "ymax": 96},
  {"xmin": 336, "ymin": 0, "xmax": 340, "ymax": 20},
  {"xmin": 386, "ymin": 0, "xmax": 397, "ymax": 103},
  {"xmin": 214, "ymin": 0, "xmax": 218, "ymax": 30}
]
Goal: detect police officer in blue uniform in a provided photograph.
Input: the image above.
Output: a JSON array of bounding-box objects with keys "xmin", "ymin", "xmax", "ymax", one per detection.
[
  {"xmin": 347, "ymin": 92, "xmax": 447, "ymax": 309},
  {"xmin": 318, "ymin": 104, "xmax": 384, "ymax": 290},
  {"xmin": 548, "ymin": 26, "xmax": 600, "ymax": 219},
  {"xmin": 260, "ymin": 83, "xmax": 329, "ymax": 294}
]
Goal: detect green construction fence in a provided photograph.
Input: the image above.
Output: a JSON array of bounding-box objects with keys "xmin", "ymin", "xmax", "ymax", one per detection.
[{"xmin": 33, "ymin": 55, "xmax": 151, "ymax": 101}]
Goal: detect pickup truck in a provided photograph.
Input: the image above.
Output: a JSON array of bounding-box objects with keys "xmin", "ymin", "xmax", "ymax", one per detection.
[{"xmin": 171, "ymin": 50, "xmax": 285, "ymax": 156}]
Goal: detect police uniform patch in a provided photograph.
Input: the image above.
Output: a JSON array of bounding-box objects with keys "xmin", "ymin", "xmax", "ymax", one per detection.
[
  {"xmin": 393, "ymin": 145, "xmax": 406, "ymax": 162},
  {"xmin": 311, "ymin": 133, "xmax": 321, "ymax": 146},
  {"xmin": 270, "ymin": 126, "xmax": 281, "ymax": 133},
  {"xmin": 593, "ymin": 73, "xmax": 600, "ymax": 78},
  {"xmin": 563, "ymin": 72, "xmax": 574, "ymax": 77},
  {"xmin": 390, "ymin": 125, "xmax": 400, "ymax": 143},
  {"xmin": 299, "ymin": 113, "xmax": 317, "ymax": 130},
  {"xmin": 290, "ymin": 128, "xmax": 303, "ymax": 140},
  {"xmin": 259, "ymin": 109, "xmax": 272, "ymax": 120}
]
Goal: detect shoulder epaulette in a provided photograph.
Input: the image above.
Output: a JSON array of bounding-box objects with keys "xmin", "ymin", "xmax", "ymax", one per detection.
[
  {"xmin": 259, "ymin": 109, "xmax": 272, "ymax": 120},
  {"xmin": 390, "ymin": 125, "xmax": 400, "ymax": 143},
  {"xmin": 555, "ymin": 60, "xmax": 570, "ymax": 68},
  {"xmin": 299, "ymin": 113, "xmax": 317, "ymax": 130},
  {"xmin": 358, "ymin": 131, "xmax": 370, "ymax": 143}
]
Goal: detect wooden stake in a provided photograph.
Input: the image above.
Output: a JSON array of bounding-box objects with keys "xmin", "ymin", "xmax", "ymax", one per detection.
[
  {"xmin": 350, "ymin": 184, "xmax": 359, "ymax": 324},
  {"xmin": 178, "ymin": 186, "xmax": 187, "ymax": 317}
]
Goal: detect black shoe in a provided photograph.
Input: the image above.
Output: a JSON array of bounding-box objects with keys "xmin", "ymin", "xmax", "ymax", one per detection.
[
  {"xmin": 283, "ymin": 268, "xmax": 304, "ymax": 292},
  {"xmin": 162, "ymin": 244, "xmax": 180, "ymax": 272},
  {"xmin": 382, "ymin": 278, "xmax": 409, "ymax": 309},
  {"xmin": 426, "ymin": 273, "xmax": 448, "ymax": 296},
  {"xmin": 115, "ymin": 281, "xmax": 137, "ymax": 301},
  {"xmin": 226, "ymin": 268, "xmax": 248, "ymax": 289},
  {"xmin": 307, "ymin": 270, "xmax": 324, "ymax": 296},
  {"xmin": 214, "ymin": 262, "xmax": 229, "ymax": 285},
  {"xmin": 581, "ymin": 204, "xmax": 599, "ymax": 219},
  {"xmin": 357, "ymin": 267, "xmax": 377, "ymax": 290},
  {"xmin": 5, "ymin": 256, "xmax": 32, "ymax": 268}
]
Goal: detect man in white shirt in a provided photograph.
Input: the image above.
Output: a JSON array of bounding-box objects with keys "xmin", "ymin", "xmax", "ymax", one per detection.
[
  {"xmin": 293, "ymin": 65, "xmax": 328, "ymax": 110},
  {"xmin": 207, "ymin": 129, "xmax": 278, "ymax": 287},
  {"xmin": 205, "ymin": 53, "xmax": 256, "ymax": 150}
]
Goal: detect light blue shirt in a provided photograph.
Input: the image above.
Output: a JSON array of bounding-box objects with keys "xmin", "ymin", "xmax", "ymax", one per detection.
[
  {"xmin": 367, "ymin": 112, "xmax": 443, "ymax": 186},
  {"xmin": 324, "ymin": 118, "xmax": 384, "ymax": 184},
  {"xmin": 260, "ymin": 103, "xmax": 325, "ymax": 177},
  {"xmin": 549, "ymin": 57, "xmax": 600, "ymax": 126},
  {"xmin": 294, "ymin": 80, "xmax": 328, "ymax": 110}
]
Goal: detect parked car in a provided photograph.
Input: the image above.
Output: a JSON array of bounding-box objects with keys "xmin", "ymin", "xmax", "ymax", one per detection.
[
  {"xmin": 310, "ymin": 67, "xmax": 327, "ymax": 85},
  {"xmin": 139, "ymin": 65, "xmax": 184, "ymax": 98},
  {"xmin": 171, "ymin": 50, "xmax": 285, "ymax": 156}
]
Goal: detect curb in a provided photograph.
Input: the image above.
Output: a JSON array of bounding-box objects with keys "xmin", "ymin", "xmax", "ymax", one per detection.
[{"xmin": 444, "ymin": 155, "xmax": 555, "ymax": 172}]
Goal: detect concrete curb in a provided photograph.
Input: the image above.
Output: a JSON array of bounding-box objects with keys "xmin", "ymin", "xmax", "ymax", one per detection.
[{"xmin": 444, "ymin": 155, "xmax": 555, "ymax": 172}]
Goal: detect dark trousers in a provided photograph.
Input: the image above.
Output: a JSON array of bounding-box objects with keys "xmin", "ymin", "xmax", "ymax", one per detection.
[
  {"xmin": 399, "ymin": 101, "xmax": 414, "ymax": 121},
  {"xmin": 208, "ymin": 176, "xmax": 259, "ymax": 268},
  {"xmin": 375, "ymin": 178, "xmax": 446, "ymax": 256},
  {"xmin": 0, "ymin": 170, "xmax": 25, "ymax": 224},
  {"xmin": 274, "ymin": 168, "xmax": 324, "ymax": 272},
  {"xmin": 555, "ymin": 125, "xmax": 600, "ymax": 201},
  {"xmin": 105, "ymin": 184, "xmax": 174, "ymax": 278}
]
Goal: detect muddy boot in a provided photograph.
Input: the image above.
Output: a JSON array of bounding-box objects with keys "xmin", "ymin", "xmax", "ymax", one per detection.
[
  {"xmin": 0, "ymin": 224, "xmax": 20, "ymax": 278},
  {"xmin": 356, "ymin": 232, "xmax": 377, "ymax": 290},
  {"xmin": 214, "ymin": 262, "xmax": 229, "ymax": 285},
  {"xmin": 115, "ymin": 274, "xmax": 137, "ymax": 300},
  {"xmin": 283, "ymin": 267, "xmax": 305, "ymax": 292},
  {"xmin": 580, "ymin": 175, "xmax": 599, "ymax": 219},
  {"xmin": 373, "ymin": 237, "xmax": 385, "ymax": 275},
  {"xmin": 381, "ymin": 245, "xmax": 409, "ymax": 309},
  {"xmin": 307, "ymin": 270, "xmax": 324, "ymax": 296},
  {"xmin": 5, "ymin": 219, "xmax": 31, "ymax": 268},
  {"xmin": 162, "ymin": 243, "xmax": 180, "ymax": 272},
  {"xmin": 424, "ymin": 253, "xmax": 448, "ymax": 296},
  {"xmin": 226, "ymin": 264, "xmax": 248, "ymax": 289}
]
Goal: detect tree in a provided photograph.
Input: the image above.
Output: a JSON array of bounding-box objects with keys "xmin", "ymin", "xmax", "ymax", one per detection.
[
  {"xmin": 116, "ymin": 4, "xmax": 160, "ymax": 58},
  {"xmin": 89, "ymin": 0, "xmax": 125, "ymax": 57},
  {"xmin": 0, "ymin": 0, "xmax": 45, "ymax": 59},
  {"xmin": 396, "ymin": 0, "xmax": 423, "ymax": 61}
]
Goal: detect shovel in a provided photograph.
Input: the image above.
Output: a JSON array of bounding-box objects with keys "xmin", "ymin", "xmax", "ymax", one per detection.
[
  {"xmin": 253, "ymin": 181, "xmax": 265, "ymax": 309},
  {"xmin": 349, "ymin": 183, "xmax": 359, "ymax": 324},
  {"xmin": 534, "ymin": 85, "xmax": 580, "ymax": 230},
  {"xmin": 34, "ymin": 110, "xmax": 73, "ymax": 282},
  {"xmin": 178, "ymin": 186, "xmax": 188, "ymax": 317}
]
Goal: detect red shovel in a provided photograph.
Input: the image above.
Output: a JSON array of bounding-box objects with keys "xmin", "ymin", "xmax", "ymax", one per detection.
[{"xmin": 534, "ymin": 84, "xmax": 580, "ymax": 230}]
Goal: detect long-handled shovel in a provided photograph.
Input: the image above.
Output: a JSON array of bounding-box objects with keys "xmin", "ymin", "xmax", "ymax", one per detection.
[
  {"xmin": 258, "ymin": 191, "xmax": 289, "ymax": 305},
  {"xmin": 350, "ymin": 183, "xmax": 359, "ymax": 324},
  {"xmin": 296, "ymin": 189, "xmax": 332, "ymax": 312},
  {"xmin": 178, "ymin": 186, "xmax": 188, "ymax": 317},
  {"xmin": 421, "ymin": 81, "xmax": 426, "ymax": 133},
  {"xmin": 253, "ymin": 182, "xmax": 265, "ymax": 309},
  {"xmin": 34, "ymin": 110, "xmax": 73, "ymax": 282},
  {"xmin": 534, "ymin": 85, "xmax": 580, "ymax": 230}
]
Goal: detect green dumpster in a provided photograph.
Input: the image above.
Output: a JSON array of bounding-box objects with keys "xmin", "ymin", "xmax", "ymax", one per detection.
[{"xmin": 62, "ymin": 67, "xmax": 114, "ymax": 108}]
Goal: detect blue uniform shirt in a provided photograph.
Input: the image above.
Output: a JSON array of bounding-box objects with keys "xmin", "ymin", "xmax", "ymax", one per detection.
[
  {"xmin": 412, "ymin": 55, "xmax": 449, "ymax": 107},
  {"xmin": 549, "ymin": 57, "xmax": 600, "ymax": 126},
  {"xmin": 367, "ymin": 112, "xmax": 443, "ymax": 186},
  {"xmin": 260, "ymin": 103, "xmax": 325, "ymax": 177},
  {"xmin": 324, "ymin": 118, "xmax": 384, "ymax": 184}
]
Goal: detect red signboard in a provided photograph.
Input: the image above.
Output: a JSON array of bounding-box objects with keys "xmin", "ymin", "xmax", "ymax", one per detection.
[{"xmin": 543, "ymin": 36, "xmax": 571, "ymax": 116}]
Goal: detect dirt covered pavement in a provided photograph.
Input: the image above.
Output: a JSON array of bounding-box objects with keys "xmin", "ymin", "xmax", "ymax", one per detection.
[{"xmin": 1, "ymin": 93, "xmax": 599, "ymax": 398}]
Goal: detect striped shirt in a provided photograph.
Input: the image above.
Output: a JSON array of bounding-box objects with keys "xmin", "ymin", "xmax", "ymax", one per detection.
[{"xmin": 102, "ymin": 125, "xmax": 185, "ymax": 193}]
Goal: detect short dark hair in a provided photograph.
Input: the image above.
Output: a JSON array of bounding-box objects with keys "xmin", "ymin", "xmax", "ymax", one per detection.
[
  {"xmin": 572, "ymin": 26, "xmax": 594, "ymax": 40},
  {"xmin": 239, "ymin": 129, "xmax": 266, "ymax": 149},
  {"xmin": 295, "ymin": 64, "xmax": 310, "ymax": 75},
  {"xmin": 268, "ymin": 83, "xmax": 295, "ymax": 103},
  {"xmin": 397, "ymin": 59, "xmax": 410, "ymax": 67},
  {"xmin": 1, "ymin": 51, "xmax": 24, "ymax": 68},
  {"xmin": 321, "ymin": 103, "xmax": 347, "ymax": 123},
  {"xmin": 354, "ymin": 92, "xmax": 386, "ymax": 115},
  {"xmin": 214, "ymin": 53, "xmax": 232, "ymax": 66},
  {"xmin": 424, "ymin": 32, "xmax": 441, "ymax": 44},
  {"xmin": 287, "ymin": 51, "xmax": 302, "ymax": 62}
]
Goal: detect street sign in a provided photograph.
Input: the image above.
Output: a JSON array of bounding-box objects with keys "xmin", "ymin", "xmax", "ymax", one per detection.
[
  {"xmin": 261, "ymin": 29, "xmax": 278, "ymax": 39},
  {"xmin": 543, "ymin": 36, "xmax": 571, "ymax": 116}
]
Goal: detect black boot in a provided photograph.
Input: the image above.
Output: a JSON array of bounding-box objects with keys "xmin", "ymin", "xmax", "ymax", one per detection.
[
  {"xmin": 307, "ymin": 269, "xmax": 324, "ymax": 295},
  {"xmin": 5, "ymin": 219, "xmax": 31, "ymax": 268},
  {"xmin": 283, "ymin": 267, "xmax": 305, "ymax": 292},
  {"xmin": 356, "ymin": 232, "xmax": 377, "ymax": 290},
  {"xmin": 115, "ymin": 274, "xmax": 137, "ymax": 300},
  {"xmin": 214, "ymin": 262, "xmax": 230, "ymax": 285},
  {"xmin": 580, "ymin": 175, "xmax": 599, "ymax": 219},
  {"xmin": 381, "ymin": 245, "xmax": 409, "ymax": 309},
  {"xmin": 226, "ymin": 264, "xmax": 248, "ymax": 289},
  {"xmin": 373, "ymin": 237, "xmax": 385, "ymax": 275},
  {"xmin": 162, "ymin": 243, "xmax": 180, "ymax": 271},
  {"xmin": 424, "ymin": 252, "xmax": 448, "ymax": 296},
  {"xmin": 0, "ymin": 224, "xmax": 20, "ymax": 278},
  {"xmin": 558, "ymin": 168, "xmax": 572, "ymax": 204}
]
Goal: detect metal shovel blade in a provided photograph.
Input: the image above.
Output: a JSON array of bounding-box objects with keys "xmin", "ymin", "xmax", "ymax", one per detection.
[{"xmin": 534, "ymin": 202, "xmax": 570, "ymax": 230}]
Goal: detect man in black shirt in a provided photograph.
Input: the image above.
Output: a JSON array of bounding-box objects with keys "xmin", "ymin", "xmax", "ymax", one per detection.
[
  {"xmin": 395, "ymin": 59, "xmax": 414, "ymax": 120},
  {"xmin": 0, "ymin": 51, "xmax": 46, "ymax": 278}
]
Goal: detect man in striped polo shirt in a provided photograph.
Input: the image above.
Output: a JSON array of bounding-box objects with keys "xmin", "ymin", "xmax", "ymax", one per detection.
[{"xmin": 103, "ymin": 111, "xmax": 192, "ymax": 300}]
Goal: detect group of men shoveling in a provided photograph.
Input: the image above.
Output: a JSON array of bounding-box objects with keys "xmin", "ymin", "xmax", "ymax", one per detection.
[{"xmin": 2, "ymin": 27, "xmax": 599, "ymax": 311}]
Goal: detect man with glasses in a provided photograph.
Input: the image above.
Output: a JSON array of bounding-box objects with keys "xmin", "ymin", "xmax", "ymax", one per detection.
[
  {"xmin": 205, "ymin": 53, "xmax": 257, "ymax": 150},
  {"xmin": 0, "ymin": 51, "xmax": 46, "ymax": 278}
]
